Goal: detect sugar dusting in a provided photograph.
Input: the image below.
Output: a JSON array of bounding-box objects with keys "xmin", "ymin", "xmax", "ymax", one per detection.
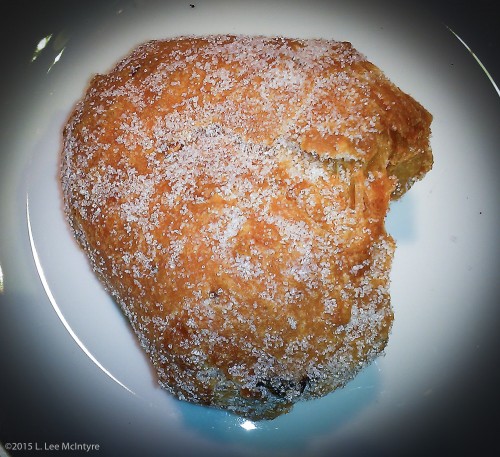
[{"xmin": 60, "ymin": 35, "xmax": 431, "ymax": 420}]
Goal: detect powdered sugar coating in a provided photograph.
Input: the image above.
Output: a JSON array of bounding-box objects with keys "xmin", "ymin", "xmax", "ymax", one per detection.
[{"xmin": 61, "ymin": 35, "xmax": 432, "ymax": 419}]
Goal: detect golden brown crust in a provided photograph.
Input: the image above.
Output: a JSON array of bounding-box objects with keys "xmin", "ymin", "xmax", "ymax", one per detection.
[{"xmin": 61, "ymin": 35, "xmax": 432, "ymax": 419}]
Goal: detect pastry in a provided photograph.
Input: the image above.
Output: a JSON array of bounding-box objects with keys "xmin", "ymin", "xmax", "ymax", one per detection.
[{"xmin": 60, "ymin": 35, "xmax": 432, "ymax": 420}]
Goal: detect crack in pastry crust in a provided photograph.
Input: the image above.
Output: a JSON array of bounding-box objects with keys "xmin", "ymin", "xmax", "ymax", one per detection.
[{"xmin": 61, "ymin": 35, "xmax": 432, "ymax": 420}]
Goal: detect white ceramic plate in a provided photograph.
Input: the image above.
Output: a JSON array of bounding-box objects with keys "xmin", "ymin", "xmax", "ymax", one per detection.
[{"xmin": 1, "ymin": 1, "xmax": 499, "ymax": 456}]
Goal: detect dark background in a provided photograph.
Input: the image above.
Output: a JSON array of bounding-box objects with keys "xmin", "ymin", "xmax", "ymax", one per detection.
[
  {"xmin": 1, "ymin": 1, "xmax": 499, "ymax": 456},
  {"xmin": 423, "ymin": 0, "xmax": 499, "ymax": 87},
  {"xmin": 0, "ymin": 0, "xmax": 499, "ymax": 96}
]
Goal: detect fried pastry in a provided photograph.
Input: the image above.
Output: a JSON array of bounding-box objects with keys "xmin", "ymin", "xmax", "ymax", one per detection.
[{"xmin": 61, "ymin": 35, "xmax": 432, "ymax": 420}]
